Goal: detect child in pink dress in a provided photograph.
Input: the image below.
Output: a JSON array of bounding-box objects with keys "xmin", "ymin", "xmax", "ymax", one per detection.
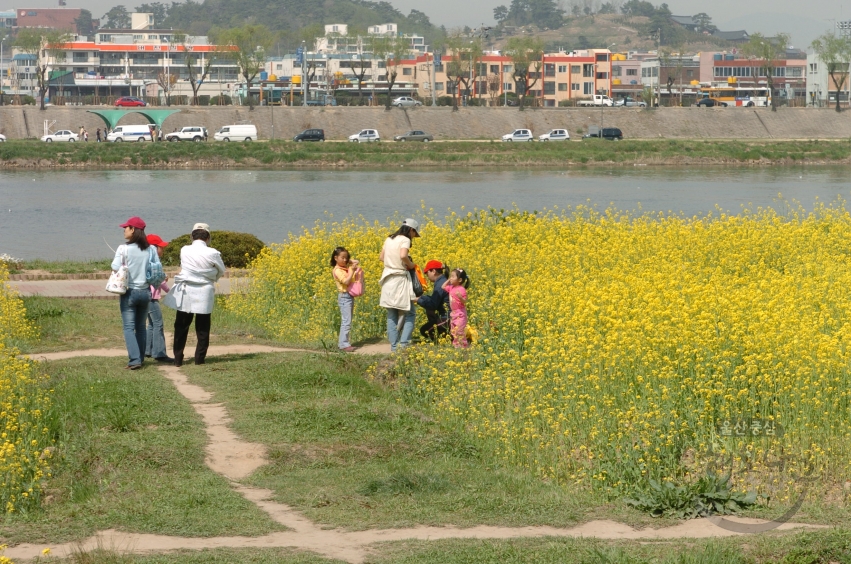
[{"xmin": 445, "ymin": 268, "xmax": 469, "ymax": 348}]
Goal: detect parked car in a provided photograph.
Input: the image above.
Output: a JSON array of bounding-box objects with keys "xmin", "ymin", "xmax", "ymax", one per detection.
[
  {"xmin": 696, "ymin": 97, "xmax": 719, "ymax": 107},
  {"xmin": 501, "ymin": 129, "xmax": 533, "ymax": 142},
  {"xmin": 583, "ymin": 127, "xmax": 624, "ymax": 141},
  {"xmin": 166, "ymin": 126, "xmax": 207, "ymax": 142},
  {"xmin": 539, "ymin": 129, "xmax": 570, "ymax": 141},
  {"xmin": 293, "ymin": 128, "xmax": 325, "ymax": 142},
  {"xmin": 348, "ymin": 129, "xmax": 380, "ymax": 142},
  {"xmin": 115, "ymin": 96, "xmax": 147, "ymax": 107},
  {"xmin": 41, "ymin": 130, "xmax": 79, "ymax": 142},
  {"xmin": 107, "ymin": 124, "xmax": 154, "ymax": 142},
  {"xmin": 615, "ymin": 97, "xmax": 646, "ymax": 108},
  {"xmin": 394, "ymin": 130, "xmax": 433, "ymax": 142},
  {"xmin": 215, "ymin": 124, "xmax": 257, "ymax": 142},
  {"xmin": 391, "ymin": 96, "xmax": 422, "ymax": 107}
]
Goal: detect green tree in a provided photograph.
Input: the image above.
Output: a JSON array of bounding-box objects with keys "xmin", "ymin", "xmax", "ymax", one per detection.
[
  {"xmin": 444, "ymin": 34, "xmax": 484, "ymax": 109},
  {"xmin": 75, "ymin": 9, "xmax": 94, "ymax": 36},
  {"xmin": 102, "ymin": 5, "xmax": 130, "ymax": 28},
  {"xmin": 742, "ymin": 32, "xmax": 790, "ymax": 112},
  {"xmin": 372, "ymin": 36, "xmax": 411, "ymax": 109},
  {"xmin": 135, "ymin": 2, "xmax": 168, "ymax": 26},
  {"xmin": 504, "ymin": 36, "xmax": 544, "ymax": 110},
  {"xmin": 811, "ymin": 32, "xmax": 851, "ymax": 112},
  {"xmin": 691, "ymin": 12, "xmax": 717, "ymax": 34},
  {"xmin": 14, "ymin": 29, "xmax": 71, "ymax": 110},
  {"xmin": 494, "ymin": 5, "xmax": 509, "ymax": 23},
  {"xmin": 212, "ymin": 24, "xmax": 275, "ymax": 110}
]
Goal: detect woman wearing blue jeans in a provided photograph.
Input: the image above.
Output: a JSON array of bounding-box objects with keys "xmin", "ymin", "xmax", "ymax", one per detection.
[{"xmin": 112, "ymin": 216, "xmax": 155, "ymax": 370}]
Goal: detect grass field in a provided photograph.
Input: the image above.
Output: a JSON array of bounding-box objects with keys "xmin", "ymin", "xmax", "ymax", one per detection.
[
  {"xmin": 0, "ymin": 138, "xmax": 850, "ymax": 168},
  {"xmin": 0, "ymin": 357, "xmax": 283, "ymax": 545},
  {"xmin": 15, "ymin": 295, "xmax": 283, "ymax": 353}
]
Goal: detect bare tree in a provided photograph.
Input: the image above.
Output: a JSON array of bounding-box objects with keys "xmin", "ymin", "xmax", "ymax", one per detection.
[
  {"xmin": 811, "ymin": 32, "xmax": 851, "ymax": 112},
  {"xmin": 742, "ymin": 32, "xmax": 790, "ymax": 112},
  {"xmin": 373, "ymin": 36, "xmax": 411, "ymax": 109},
  {"xmin": 212, "ymin": 24, "xmax": 275, "ymax": 110},
  {"xmin": 14, "ymin": 29, "xmax": 71, "ymax": 110},
  {"xmin": 444, "ymin": 33, "xmax": 483, "ymax": 107},
  {"xmin": 504, "ymin": 36, "xmax": 544, "ymax": 110},
  {"xmin": 175, "ymin": 32, "xmax": 217, "ymax": 105},
  {"xmin": 487, "ymin": 73, "xmax": 501, "ymax": 106}
]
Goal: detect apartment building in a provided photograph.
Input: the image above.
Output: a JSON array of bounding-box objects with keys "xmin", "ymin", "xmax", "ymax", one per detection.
[
  {"xmin": 426, "ymin": 49, "xmax": 613, "ymax": 106},
  {"xmin": 315, "ymin": 23, "xmax": 428, "ymax": 55},
  {"xmin": 9, "ymin": 17, "xmax": 239, "ymax": 101}
]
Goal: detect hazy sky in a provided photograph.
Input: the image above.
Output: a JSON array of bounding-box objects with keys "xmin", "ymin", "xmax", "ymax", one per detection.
[{"xmin": 71, "ymin": 0, "xmax": 838, "ymax": 48}]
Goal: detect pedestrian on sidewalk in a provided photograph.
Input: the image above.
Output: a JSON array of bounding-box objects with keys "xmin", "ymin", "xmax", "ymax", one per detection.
[
  {"xmin": 96, "ymin": 128, "xmax": 102, "ymax": 142},
  {"xmin": 162, "ymin": 223, "xmax": 226, "ymax": 366},
  {"xmin": 145, "ymin": 234, "xmax": 173, "ymax": 363},
  {"xmin": 112, "ymin": 216, "xmax": 157, "ymax": 369}
]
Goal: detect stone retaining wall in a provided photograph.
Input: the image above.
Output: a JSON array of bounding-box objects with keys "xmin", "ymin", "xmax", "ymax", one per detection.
[{"xmin": 0, "ymin": 105, "xmax": 848, "ymax": 141}]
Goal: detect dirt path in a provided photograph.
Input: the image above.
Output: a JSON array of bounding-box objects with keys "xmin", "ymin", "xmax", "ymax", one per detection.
[{"xmin": 7, "ymin": 345, "xmax": 825, "ymax": 562}]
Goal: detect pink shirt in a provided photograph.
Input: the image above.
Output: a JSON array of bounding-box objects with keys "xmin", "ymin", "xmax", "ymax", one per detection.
[
  {"xmin": 447, "ymin": 285, "xmax": 467, "ymax": 315},
  {"xmin": 150, "ymin": 281, "xmax": 169, "ymax": 300}
]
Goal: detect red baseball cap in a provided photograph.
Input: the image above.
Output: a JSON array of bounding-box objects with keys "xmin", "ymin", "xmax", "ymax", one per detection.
[
  {"xmin": 120, "ymin": 216, "xmax": 146, "ymax": 229},
  {"xmin": 424, "ymin": 260, "xmax": 444, "ymax": 272},
  {"xmin": 147, "ymin": 234, "xmax": 169, "ymax": 247}
]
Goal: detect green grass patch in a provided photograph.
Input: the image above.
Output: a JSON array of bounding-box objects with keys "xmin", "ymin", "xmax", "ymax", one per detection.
[
  {"xmin": 19, "ymin": 296, "xmax": 282, "ymax": 354},
  {"xmin": 10, "ymin": 258, "xmax": 114, "ymax": 274},
  {"xmin": 180, "ymin": 352, "xmax": 653, "ymax": 531},
  {"xmin": 41, "ymin": 548, "xmax": 343, "ymax": 564},
  {"xmin": 0, "ymin": 139, "xmax": 850, "ymax": 168},
  {"xmin": 0, "ymin": 357, "xmax": 283, "ymax": 544}
]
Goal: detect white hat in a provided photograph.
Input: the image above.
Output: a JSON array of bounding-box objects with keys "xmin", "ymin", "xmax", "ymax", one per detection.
[
  {"xmin": 402, "ymin": 218, "xmax": 420, "ymax": 235},
  {"xmin": 193, "ymin": 222, "xmax": 210, "ymax": 232}
]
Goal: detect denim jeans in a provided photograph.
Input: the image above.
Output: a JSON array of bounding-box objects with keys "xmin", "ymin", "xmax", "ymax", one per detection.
[
  {"xmin": 338, "ymin": 292, "xmax": 354, "ymax": 349},
  {"xmin": 145, "ymin": 300, "xmax": 167, "ymax": 358},
  {"xmin": 120, "ymin": 288, "xmax": 151, "ymax": 366},
  {"xmin": 386, "ymin": 307, "xmax": 416, "ymax": 352}
]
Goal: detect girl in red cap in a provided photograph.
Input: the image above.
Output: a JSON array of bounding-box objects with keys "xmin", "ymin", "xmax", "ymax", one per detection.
[{"xmin": 145, "ymin": 234, "xmax": 172, "ymax": 363}]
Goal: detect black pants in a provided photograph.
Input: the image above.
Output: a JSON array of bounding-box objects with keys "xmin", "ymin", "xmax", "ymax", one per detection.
[
  {"xmin": 173, "ymin": 311, "xmax": 211, "ymax": 365},
  {"xmin": 419, "ymin": 311, "xmax": 449, "ymax": 343}
]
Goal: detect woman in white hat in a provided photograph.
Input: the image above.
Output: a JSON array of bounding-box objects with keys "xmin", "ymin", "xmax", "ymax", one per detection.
[
  {"xmin": 162, "ymin": 223, "xmax": 226, "ymax": 366},
  {"xmin": 378, "ymin": 218, "xmax": 419, "ymax": 352}
]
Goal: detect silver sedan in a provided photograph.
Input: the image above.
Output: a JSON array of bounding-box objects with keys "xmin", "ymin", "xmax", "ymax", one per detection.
[{"xmin": 394, "ymin": 130, "xmax": 434, "ymax": 142}]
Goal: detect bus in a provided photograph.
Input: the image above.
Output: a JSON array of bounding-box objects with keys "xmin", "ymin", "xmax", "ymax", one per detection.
[{"xmin": 698, "ymin": 86, "xmax": 772, "ymax": 107}]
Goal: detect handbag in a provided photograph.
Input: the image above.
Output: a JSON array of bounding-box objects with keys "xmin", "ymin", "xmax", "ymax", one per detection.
[
  {"xmin": 348, "ymin": 269, "xmax": 365, "ymax": 297},
  {"xmin": 146, "ymin": 246, "xmax": 166, "ymax": 287},
  {"xmin": 409, "ymin": 267, "xmax": 424, "ymax": 297},
  {"xmin": 105, "ymin": 246, "xmax": 129, "ymax": 295}
]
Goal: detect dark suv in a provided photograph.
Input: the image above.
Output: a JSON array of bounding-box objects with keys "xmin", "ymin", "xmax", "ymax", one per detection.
[
  {"xmin": 583, "ymin": 127, "xmax": 624, "ymax": 141},
  {"xmin": 293, "ymin": 129, "xmax": 325, "ymax": 142}
]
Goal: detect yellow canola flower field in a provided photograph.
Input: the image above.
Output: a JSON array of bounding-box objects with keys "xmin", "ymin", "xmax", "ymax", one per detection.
[
  {"xmin": 231, "ymin": 203, "xmax": 851, "ymax": 495},
  {"xmin": 0, "ymin": 263, "xmax": 53, "ymax": 513}
]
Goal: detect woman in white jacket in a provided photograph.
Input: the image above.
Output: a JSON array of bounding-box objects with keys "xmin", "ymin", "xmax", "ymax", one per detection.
[
  {"xmin": 162, "ymin": 223, "xmax": 226, "ymax": 366},
  {"xmin": 378, "ymin": 218, "xmax": 419, "ymax": 352}
]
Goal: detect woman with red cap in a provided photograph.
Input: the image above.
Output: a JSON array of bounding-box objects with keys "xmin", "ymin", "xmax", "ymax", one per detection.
[
  {"xmin": 145, "ymin": 234, "xmax": 172, "ymax": 363},
  {"xmin": 111, "ymin": 216, "xmax": 158, "ymax": 369}
]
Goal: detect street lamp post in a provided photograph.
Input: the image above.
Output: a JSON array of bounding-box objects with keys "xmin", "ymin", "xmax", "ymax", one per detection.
[
  {"xmin": 600, "ymin": 43, "xmax": 616, "ymax": 133},
  {"xmin": 301, "ymin": 40, "xmax": 306, "ymax": 107},
  {"xmin": 1, "ymin": 38, "xmax": 5, "ymax": 105}
]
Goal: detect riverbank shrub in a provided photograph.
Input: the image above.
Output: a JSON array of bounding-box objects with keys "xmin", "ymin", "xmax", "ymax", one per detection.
[
  {"xmin": 0, "ymin": 264, "xmax": 55, "ymax": 513},
  {"xmin": 229, "ymin": 202, "xmax": 851, "ymax": 503},
  {"xmin": 161, "ymin": 231, "xmax": 265, "ymax": 268}
]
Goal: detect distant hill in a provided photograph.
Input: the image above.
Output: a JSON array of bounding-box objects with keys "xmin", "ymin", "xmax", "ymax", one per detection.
[
  {"xmin": 717, "ymin": 12, "xmax": 829, "ymax": 49},
  {"xmin": 163, "ymin": 0, "xmax": 443, "ymax": 46}
]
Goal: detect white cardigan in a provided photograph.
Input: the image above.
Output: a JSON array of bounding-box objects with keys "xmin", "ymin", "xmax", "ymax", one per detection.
[{"xmin": 162, "ymin": 240, "xmax": 226, "ymax": 314}]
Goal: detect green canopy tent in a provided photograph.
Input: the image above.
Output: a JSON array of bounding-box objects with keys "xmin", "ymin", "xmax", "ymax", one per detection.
[{"xmin": 86, "ymin": 109, "xmax": 181, "ymax": 136}]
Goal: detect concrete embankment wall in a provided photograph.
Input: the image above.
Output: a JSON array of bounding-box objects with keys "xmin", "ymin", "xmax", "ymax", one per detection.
[{"xmin": 0, "ymin": 106, "xmax": 849, "ymax": 141}]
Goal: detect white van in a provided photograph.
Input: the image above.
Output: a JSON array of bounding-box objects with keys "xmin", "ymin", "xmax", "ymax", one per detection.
[
  {"xmin": 107, "ymin": 124, "xmax": 153, "ymax": 142},
  {"xmin": 215, "ymin": 124, "xmax": 257, "ymax": 142}
]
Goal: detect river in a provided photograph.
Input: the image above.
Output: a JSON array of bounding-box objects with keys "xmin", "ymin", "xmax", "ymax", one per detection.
[{"xmin": 1, "ymin": 167, "xmax": 849, "ymax": 260}]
